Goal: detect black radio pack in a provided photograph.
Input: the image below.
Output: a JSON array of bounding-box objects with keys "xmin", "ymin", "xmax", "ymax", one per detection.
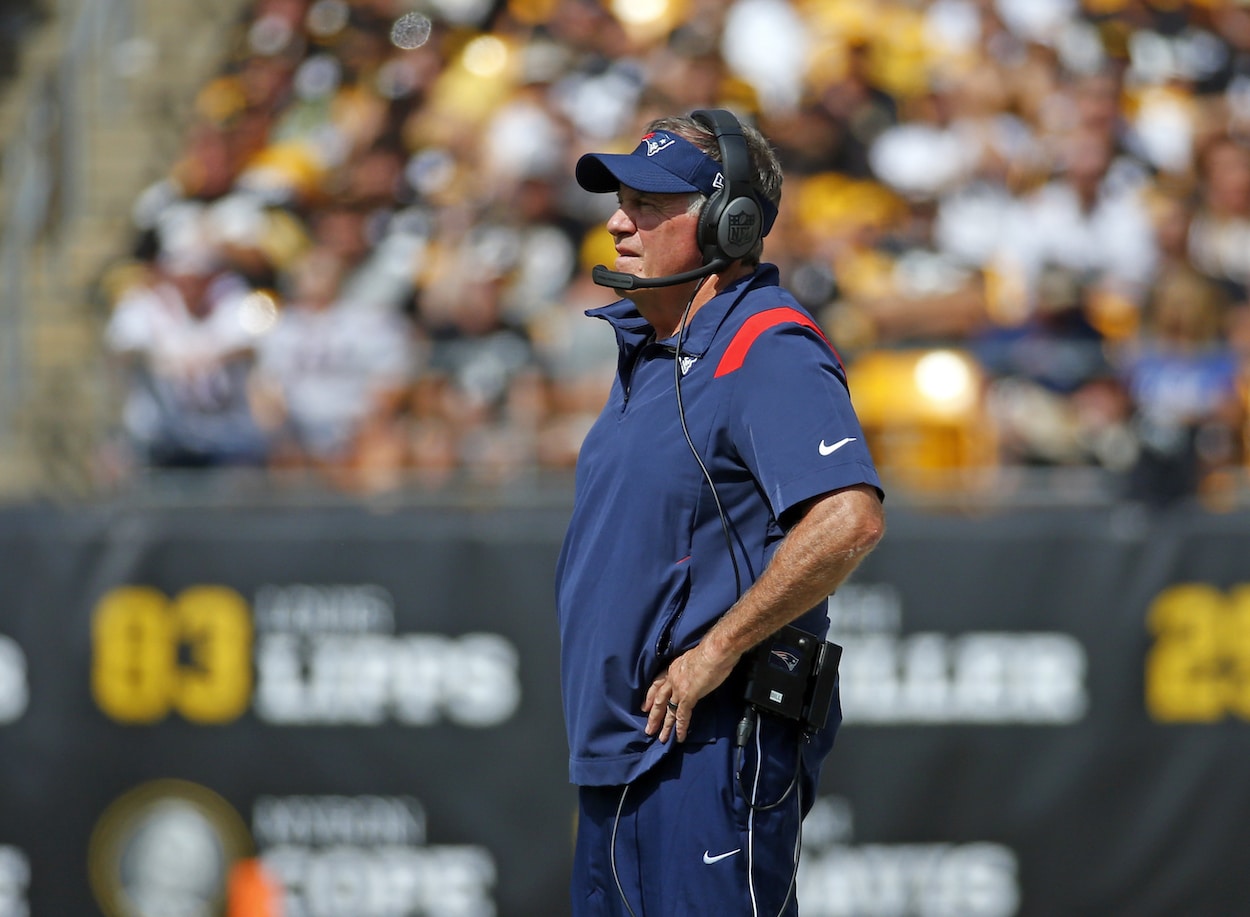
[{"xmin": 741, "ymin": 624, "xmax": 841, "ymax": 735}]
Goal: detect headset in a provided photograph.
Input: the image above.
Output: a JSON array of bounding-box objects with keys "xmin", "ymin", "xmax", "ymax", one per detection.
[
  {"xmin": 592, "ymin": 108, "xmax": 767, "ymax": 291},
  {"xmin": 692, "ymin": 108, "xmax": 765, "ymax": 267}
]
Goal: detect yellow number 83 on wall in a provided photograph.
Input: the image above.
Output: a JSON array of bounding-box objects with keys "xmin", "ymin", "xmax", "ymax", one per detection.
[{"xmin": 92, "ymin": 586, "xmax": 253, "ymax": 725}]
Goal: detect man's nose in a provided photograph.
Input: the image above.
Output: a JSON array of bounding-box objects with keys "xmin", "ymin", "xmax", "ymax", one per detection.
[{"xmin": 606, "ymin": 207, "xmax": 634, "ymax": 234}]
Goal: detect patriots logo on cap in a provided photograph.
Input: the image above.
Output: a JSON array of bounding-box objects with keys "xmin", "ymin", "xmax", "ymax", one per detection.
[{"xmin": 642, "ymin": 132, "xmax": 677, "ymax": 157}]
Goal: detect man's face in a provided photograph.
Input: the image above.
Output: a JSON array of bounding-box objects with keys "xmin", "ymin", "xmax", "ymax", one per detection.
[{"xmin": 606, "ymin": 186, "xmax": 702, "ymax": 282}]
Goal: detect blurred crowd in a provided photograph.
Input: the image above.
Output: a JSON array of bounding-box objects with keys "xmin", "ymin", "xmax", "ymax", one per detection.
[{"xmin": 97, "ymin": 0, "xmax": 1250, "ymax": 504}]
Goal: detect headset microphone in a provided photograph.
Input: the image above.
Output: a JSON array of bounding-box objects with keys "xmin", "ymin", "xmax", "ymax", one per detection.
[{"xmin": 591, "ymin": 258, "xmax": 729, "ymax": 291}]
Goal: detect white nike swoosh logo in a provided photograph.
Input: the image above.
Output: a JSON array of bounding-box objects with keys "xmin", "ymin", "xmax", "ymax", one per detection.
[
  {"xmin": 819, "ymin": 437, "xmax": 856, "ymax": 456},
  {"xmin": 702, "ymin": 848, "xmax": 741, "ymax": 865}
]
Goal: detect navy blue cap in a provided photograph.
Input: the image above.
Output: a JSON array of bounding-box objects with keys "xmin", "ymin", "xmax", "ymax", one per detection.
[
  {"xmin": 576, "ymin": 130, "xmax": 724, "ymax": 196},
  {"xmin": 577, "ymin": 130, "xmax": 777, "ymax": 235}
]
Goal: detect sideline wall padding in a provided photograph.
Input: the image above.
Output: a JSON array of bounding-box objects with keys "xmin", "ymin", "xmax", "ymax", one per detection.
[{"xmin": 1, "ymin": 503, "xmax": 1248, "ymax": 916}]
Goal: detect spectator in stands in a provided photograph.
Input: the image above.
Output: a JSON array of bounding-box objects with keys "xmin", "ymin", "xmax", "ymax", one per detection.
[
  {"xmin": 104, "ymin": 244, "xmax": 269, "ymax": 469},
  {"xmin": 401, "ymin": 368, "xmax": 462, "ymax": 485},
  {"xmin": 419, "ymin": 265, "xmax": 542, "ymax": 481},
  {"xmin": 977, "ymin": 261, "xmax": 1134, "ymax": 469},
  {"xmin": 1121, "ymin": 264, "xmax": 1243, "ymax": 505},
  {"xmin": 1188, "ymin": 133, "xmax": 1250, "ymax": 303},
  {"xmin": 252, "ymin": 245, "xmax": 417, "ymax": 473},
  {"xmin": 773, "ymin": 35, "xmax": 898, "ymax": 180},
  {"xmin": 993, "ymin": 121, "xmax": 1157, "ymax": 319}
]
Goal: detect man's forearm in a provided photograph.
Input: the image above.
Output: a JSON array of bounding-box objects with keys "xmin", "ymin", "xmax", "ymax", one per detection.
[
  {"xmin": 646, "ymin": 482, "xmax": 884, "ymax": 743},
  {"xmin": 701, "ymin": 483, "xmax": 885, "ymax": 665}
]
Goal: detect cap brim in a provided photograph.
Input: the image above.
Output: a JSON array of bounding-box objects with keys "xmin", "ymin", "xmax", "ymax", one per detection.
[{"xmin": 575, "ymin": 152, "xmax": 702, "ymax": 195}]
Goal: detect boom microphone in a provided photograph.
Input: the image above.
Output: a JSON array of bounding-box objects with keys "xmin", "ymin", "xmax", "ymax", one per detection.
[{"xmin": 592, "ymin": 259, "xmax": 729, "ymax": 291}]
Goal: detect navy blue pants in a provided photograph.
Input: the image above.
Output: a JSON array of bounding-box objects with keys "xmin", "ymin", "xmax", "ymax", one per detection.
[{"xmin": 572, "ymin": 715, "xmax": 829, "ymax": 916}]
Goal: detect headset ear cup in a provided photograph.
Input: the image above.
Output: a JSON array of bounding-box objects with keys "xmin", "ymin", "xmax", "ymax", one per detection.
[
  {"xmin": 698, "ymin": 180, "xmax": 762, "ymax": 263},
  {"xmin": 716, "ymin": 194, "xmax": 762, "ymax": 260},
  {"xmin": 690, "ymin": 108, "xmax": 764, "ymax": 265}
]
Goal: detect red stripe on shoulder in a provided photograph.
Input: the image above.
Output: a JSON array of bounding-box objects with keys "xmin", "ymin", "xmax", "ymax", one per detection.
[{"xmin": 713, "ymin": 307, "xmax": 842, "ymax": 377}]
